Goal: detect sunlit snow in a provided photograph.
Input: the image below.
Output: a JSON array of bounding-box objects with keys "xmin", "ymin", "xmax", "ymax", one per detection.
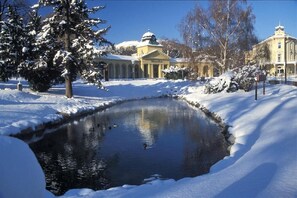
[{"xmin": 0, "ymin": 78, "xmax": 296, "ymax": 198}]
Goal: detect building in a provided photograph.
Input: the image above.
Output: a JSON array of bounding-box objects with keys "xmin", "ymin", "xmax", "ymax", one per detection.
[
  {"xmin": 97, "ymin": 31, "xmax": 215, "ymax": 79},
  {"xmin": 245, "ymin": 25, "xmax": 297, "ymax": 77}
]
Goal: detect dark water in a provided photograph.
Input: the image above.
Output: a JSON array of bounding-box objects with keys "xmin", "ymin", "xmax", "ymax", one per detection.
[{"xmin": 29, "ymin": 98, "xmax": 229, "ymax": 196}]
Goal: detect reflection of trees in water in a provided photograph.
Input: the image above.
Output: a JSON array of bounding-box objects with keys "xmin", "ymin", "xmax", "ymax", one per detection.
[
  {"xmin": 30, "ymin": 116, "xmax": 113, "ymax": 195},
  {"xmin": 181, "ymin": 119, "xmax": 229, "ymax": 177},
  {"xmin": 134, "ymin": 103, "xmax": 196, "ymax": 146},
  {"xmin": 29, "ymin": 99, "xmax": 229, "ymax": 195}
]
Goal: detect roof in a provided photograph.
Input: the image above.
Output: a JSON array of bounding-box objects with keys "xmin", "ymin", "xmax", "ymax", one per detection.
[
  {"xmin": 255, "ymin": 33, "xmax": 297, "ymax": 47},
  {"xmin": 101, "ymin": 54, "xmax": 138, "ymax": 61},
  {"xmin": 138, "ymin": 31, "xmax": 162, "ymax": 47},
  {"xmin": 142, "ymin": 31, "xmax": 155, "ymax": 38},
  {"xmin": 141, "ymin": 49, "xmax": 170, "ymax": 59},
  {"xmin": 137, "ymin": 41, "xmax": 163, "ymax": 48}
]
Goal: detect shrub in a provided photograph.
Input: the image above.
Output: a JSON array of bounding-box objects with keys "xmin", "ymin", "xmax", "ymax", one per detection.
[{"xmin": 162, "ymin": 66, "xmax": 189, "ymax": 80}]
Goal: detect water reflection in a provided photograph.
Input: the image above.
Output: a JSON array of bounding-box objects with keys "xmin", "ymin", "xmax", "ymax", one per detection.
[{"xmin": 29, "ymin": 98, "xmax": 228, "ymax": 195}]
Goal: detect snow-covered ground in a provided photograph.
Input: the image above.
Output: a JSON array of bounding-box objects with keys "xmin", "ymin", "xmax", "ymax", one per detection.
[{"xmin": 0, "ymin": 79, "xmax": 296, "ymax": 198}]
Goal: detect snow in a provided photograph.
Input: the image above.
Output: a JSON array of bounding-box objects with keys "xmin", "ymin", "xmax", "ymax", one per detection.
[
  {"xmin": 115, "ymin": 41, "xmax": 139, "ymax": 49},
  {"xmin": 0, "ymin": 136, "xmax": 51, "ymax": 198},
  {"xmin": 0, "ymin": 78, "xmax": 296, "ymax": 198},
  {"xmin": 142, "ymin": 31, "xmax": 154, "ymax": 38},
  {"xmin": 163, "ymin": 66, "xmax": 187, "ymax": 73},
  {"xmin": 104, "ymin": 53, "xmax": 138, "ymax": 61}
]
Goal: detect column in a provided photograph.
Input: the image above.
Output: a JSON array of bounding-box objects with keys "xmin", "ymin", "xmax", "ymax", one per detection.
[{"xmin": 158, "ymin": 64, "xmax": 162, "ymax": 78}]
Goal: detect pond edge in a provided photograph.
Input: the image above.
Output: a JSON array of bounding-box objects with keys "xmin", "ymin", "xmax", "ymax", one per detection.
[{"xmin": 13, "ymin": 94, "xmax": 234, "ymax": 151}]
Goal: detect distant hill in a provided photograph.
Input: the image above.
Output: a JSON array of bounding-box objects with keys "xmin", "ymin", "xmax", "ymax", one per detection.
[{"xmin": 115, "ymin": 41, "xmax": 140, "ymax": 49}]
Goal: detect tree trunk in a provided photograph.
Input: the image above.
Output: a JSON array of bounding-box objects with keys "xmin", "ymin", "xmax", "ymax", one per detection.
[
  {"xmin": 64, "ymin": 0, "xmax": 73, "ymax": 98},
  {"xmin": 65, "ymin": 74, "xmax": 73, "ymax": 98}
]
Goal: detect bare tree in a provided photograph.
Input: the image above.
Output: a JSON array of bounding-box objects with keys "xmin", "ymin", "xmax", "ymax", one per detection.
[
  {"xmin": 179, "ymin": 0, "xmax": 257, "ymax": 72},
  {"xmin": 159, "ymin": 38, "xmax": 191, "ymax": 58}
]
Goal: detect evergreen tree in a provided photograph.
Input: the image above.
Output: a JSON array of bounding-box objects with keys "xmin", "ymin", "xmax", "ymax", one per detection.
[
  {"xmin": 19, "ymin": 8, "xmax": 63, "ymax": 91},
  {"xmin": 0, "ymin": 5, "xmax": 24, "ymax": 81},
  {"xmin": 38, "ymin": 0, "xmax": 111, "ymax": 98}
]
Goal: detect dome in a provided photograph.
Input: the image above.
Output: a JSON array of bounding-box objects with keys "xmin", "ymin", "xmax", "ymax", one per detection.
[{"xmin": 141, "ymin": 31, "xmax": 158, "ymax": 44}]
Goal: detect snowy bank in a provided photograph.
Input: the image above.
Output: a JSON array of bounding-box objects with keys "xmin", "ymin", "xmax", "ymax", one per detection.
[
  {"xmin": 0, "ymin": 79, "xmax": 296, "ymax": 198},
  {"xmin": 0, "ymin": 79, "xmax": 190, "ymax": 136},
  {"xmin": 0, "ymin": 136, "xmax": 52, "ymax": 198}
]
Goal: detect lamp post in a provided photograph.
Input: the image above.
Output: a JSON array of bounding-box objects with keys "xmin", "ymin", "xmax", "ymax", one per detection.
[
  {"xmin": 131, "ymin": 60, "xmax": 135, "ymax": 80},
  {"xmin": 284, "ymin": 37, "xmax": 288, "ymax": 84}
]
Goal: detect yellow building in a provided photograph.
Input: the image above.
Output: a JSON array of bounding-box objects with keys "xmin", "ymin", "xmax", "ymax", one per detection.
[
  {"xmin": 246, "ymin": 25, "xmax": 297, "ymax": 76},
  {"xmin": 98, "ymin": 32, "xmax": 215, "ymax": 79}
]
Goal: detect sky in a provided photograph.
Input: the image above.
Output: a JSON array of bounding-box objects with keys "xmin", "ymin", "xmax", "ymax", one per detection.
[
  {"xmin": 91, "ymin": 0, "xmax": 297, "ymax": 44},
  {"xmin": 29, "ymin": 0, "xmax": 297, "ymax": 45}
]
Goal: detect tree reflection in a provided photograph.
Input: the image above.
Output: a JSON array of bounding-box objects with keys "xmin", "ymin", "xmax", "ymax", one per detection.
[{"xmin": 29, "ymin": 98, "xmax": 229, "ymax": 196}]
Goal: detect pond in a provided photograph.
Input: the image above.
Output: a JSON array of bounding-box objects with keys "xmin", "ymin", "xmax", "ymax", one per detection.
[{"xmin": 29, "ymin": 98, "xmax": 229, "ymax": 196}]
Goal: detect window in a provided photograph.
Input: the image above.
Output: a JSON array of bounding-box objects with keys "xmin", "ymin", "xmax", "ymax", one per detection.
[
  {"xmin": 277, "ymin": 54, "xmax": 281, "ymax": 62},
  {"xmin": 278, "ymin": 42, "xmax": 281, "ymax": 49}
]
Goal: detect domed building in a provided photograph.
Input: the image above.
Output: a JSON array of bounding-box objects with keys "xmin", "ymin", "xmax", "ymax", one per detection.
[{"xmin": 98, "ymin": 31, "xmax": 215, "ymax": 79}]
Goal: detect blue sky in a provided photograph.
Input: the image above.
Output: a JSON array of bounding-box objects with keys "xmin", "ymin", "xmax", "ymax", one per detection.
[
  {"xmin": 93, "ymin": 0, "xmax": 297, "ymax": 44},
  {"xmin": 31, "ymin": 0, "xmax": 297, "ymax": 44}
]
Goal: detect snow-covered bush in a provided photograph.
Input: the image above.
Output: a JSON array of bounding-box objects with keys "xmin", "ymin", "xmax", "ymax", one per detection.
[
  {"xmin": 233, "ymin": 65, "xmax": 263, "ymax": 92},
  {"xmin": 204, "ymin": 71, "xmax": 238, "ymax": 94},
  {"xmin": 204, "ymin": 65, "xmax": 265, "ymax": 94},
  {"xmin": 162, "ymin": 66, "xmax": 189, "ymax": 80}
]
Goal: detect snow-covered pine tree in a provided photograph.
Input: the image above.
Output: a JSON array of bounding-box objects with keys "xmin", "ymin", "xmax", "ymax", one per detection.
[
  {"xmin": 0, "ymin": 19, "xmax": 11, "ymax": 81},
  {"xmin": 0, "ymin": 5, "xmax": 24, "ymax": 81},
  {"xmin": 38, "ymin": 0, "xmax": 111, "ymax": 98},
  {"xmin": 19, "ymin": 8, "xmax": 63, "ymax": 91}
]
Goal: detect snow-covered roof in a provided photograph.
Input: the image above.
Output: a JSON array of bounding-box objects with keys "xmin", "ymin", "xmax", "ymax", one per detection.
[
  {"xmin": 275, "ymin": 25, "xmax": 284, "ymax": 30},
  {"xmin": 102, "ymin": 54, "xmax": 138, "ymax": 61},
  {"xmin": 138, "ymin": 31, "xmax": 162, "ymax": 47},
  {"xmin": 136, "ymin": 41, "xmax": 162, "ymax": 48},
  {"xmin": 142, "ymin": 31, "xmax": 155, "ymax": 39}
]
